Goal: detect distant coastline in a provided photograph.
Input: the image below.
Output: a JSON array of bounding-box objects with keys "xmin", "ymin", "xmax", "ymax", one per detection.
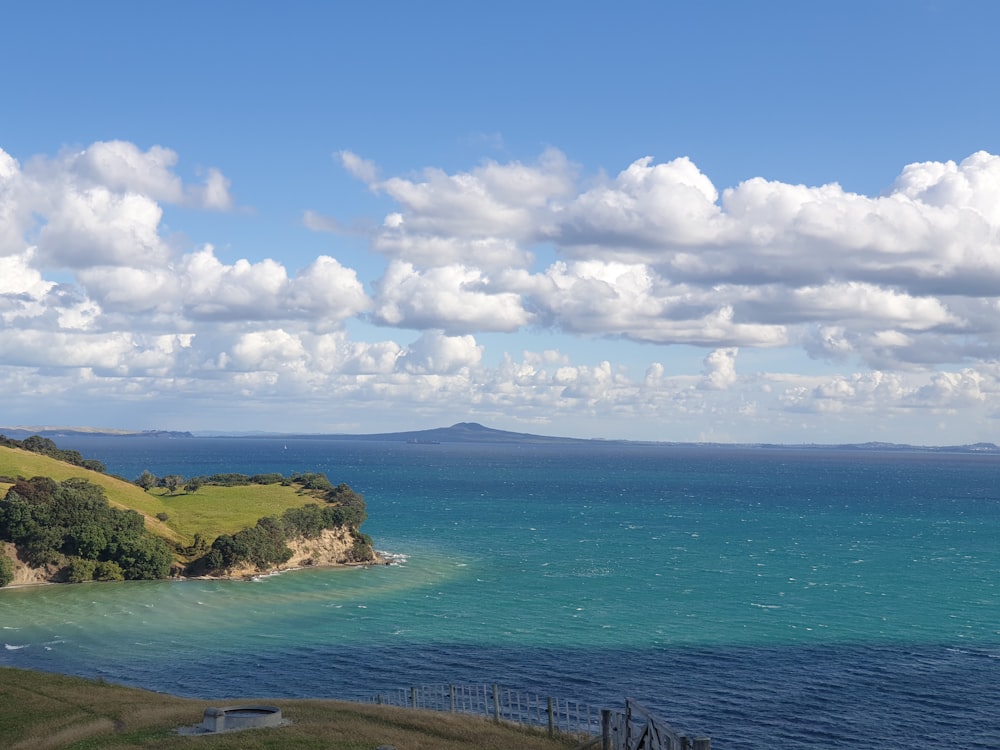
[
  {"xmin": 0, "ymin": 427, "xmax": 193, "ymax": 439},
  {"xmin": 3, "ymin": 421, "xmax": 998, "ymax": 454}
]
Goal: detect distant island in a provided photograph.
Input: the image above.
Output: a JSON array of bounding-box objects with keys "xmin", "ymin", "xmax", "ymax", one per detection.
[{"xmin": 2, "ymin": 421, "xmax": 998, "ymax": 454}]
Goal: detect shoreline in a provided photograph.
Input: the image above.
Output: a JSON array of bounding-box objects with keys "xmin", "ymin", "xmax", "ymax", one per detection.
[{"xmin": 1, "ymin": 545, "xmax": 393, "ymax": 591}]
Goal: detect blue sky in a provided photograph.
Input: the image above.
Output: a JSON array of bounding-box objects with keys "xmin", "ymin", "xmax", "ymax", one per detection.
[{"xmin": 3, "ymin": 1, "xmax": 1000, "ymax": 443}]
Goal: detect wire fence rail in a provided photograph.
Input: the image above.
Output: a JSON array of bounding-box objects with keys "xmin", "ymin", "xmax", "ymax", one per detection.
[{"xmin": 364, "ymin": 684, "xmax": 711, "ymax": 750}]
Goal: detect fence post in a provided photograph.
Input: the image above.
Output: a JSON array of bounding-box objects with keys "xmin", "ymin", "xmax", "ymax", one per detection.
[
  {"xmin": 600, "ymin": 709, "xmax": 612, "ymax": 750},
  {"xmin": 547, "ymin": 696, "xmax": 555, "ymax": 736},
  {"xmin": 492, "ymin": 684, "xmax": 501, "ymax": 722},
  {"xmin": 410, "ymin": 686, "xmax": 417, "ymax": 708},
  {"xmin": 449, "ymin": 684, "xmax": 455, "ymax": 712},
  {"xmin": 692, "ymin": 738, "xmax": 711, "ymax": 750}
]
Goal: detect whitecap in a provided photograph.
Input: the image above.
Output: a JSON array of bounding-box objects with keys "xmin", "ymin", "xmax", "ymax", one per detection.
[{"xmin": 4, "ymin": 643, "xmax": 28, "ymax": 650}]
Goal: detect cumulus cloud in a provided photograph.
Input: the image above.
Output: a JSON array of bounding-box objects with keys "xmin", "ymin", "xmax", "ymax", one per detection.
[
  {"xmin": 701, "ymin": 348, "xmax": 739, "ymax": 390},
  {"xmin": 340, "ymin": 148, "xmax": 1000, "ymax": 373},
  {"xmin": 9, "ymin": 139, "xmax": 1000, "ymax": 441},
  {"xmin": 342, "ymin": 147, "xmax": 575, "ymax": 242},
  {"xmin": 73, "ymin": 141, "xmax": 234, "ymax": 210},
  {"xmin": 372, "ymin": 261, "xmax": 531, "ymax": 332},
  {"xmin": 398, "ymin": 331, "xmax": 483, "ymax": 374}
]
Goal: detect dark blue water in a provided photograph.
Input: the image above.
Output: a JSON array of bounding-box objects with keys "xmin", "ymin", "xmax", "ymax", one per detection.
[{"xmin": 2, "ymin": 437, "xmax": 998, "ymax": 749}]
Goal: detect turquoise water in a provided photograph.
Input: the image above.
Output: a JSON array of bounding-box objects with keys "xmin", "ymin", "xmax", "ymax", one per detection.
[{"xmin": 2, "ymin": 439, "xmax": 999, "ymax": 748}]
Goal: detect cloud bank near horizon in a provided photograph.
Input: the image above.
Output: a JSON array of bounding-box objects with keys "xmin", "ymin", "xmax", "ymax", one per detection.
[{"xmin": 2, "ymin": 140, "xmax": 998, "ymax": 440}]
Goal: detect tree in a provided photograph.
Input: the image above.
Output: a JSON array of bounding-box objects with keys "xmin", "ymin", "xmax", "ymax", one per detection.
[
  {"xmin": 163, "ymin": 475, "xmax": 182, "ymax": 495},
  {"xmin": 94, "ymin": 560, "xmax": 124, "ymax": 581},
  {"xmin": 135, "ymin": 470, "xmax": 158, "ymax": 490},
  {"xmin": 66, "ymin": 557, "xmax": 97, "ymax": 583},
  {"xmin": 184, "ymin": 477, "xmax": 202, "ymax": 494}
]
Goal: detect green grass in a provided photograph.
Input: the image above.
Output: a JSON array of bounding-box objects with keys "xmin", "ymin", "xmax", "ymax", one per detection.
[
  {"xmin": 0, "ymin": 446, "xmax": 332, "ymax": 549},
  {"xmin": 0, "ymin": 447, "xmax": 180, "ymax": 543},
  {"xmin": 146, "ymin": 483, "xmax": 327, "ymax": 544},
  {"xmin": 0, "ymin": 667, "xmax": 579, "ymax": 750}
]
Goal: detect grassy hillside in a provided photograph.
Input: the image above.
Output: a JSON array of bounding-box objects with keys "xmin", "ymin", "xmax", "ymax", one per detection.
[
  {"xmin": 0, "ymin": 445, "xmax": 335, "ymax": 549},
  {"xmin": 143, "ymin": 483, "xmax": 331, "ymax": 544},
  {"xmin": 0, "ymin": 446, "xmax": 181, "ymax": 544},
  {"xmin": 0, "ymin": 667, "xmax": 577, "ymax": 750}
]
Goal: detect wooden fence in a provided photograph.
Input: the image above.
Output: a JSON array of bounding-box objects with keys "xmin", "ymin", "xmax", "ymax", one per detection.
[
  {"xmin": 365, "ymin": 685, "xmax": 710, "ymax": 750},
  {"xmin": 619, "ymin": 698, "xmax": 711, "ymax": 750},
  {"xmin": 367, "ymin": 683, "xmax": 603, "ymax": 736}
]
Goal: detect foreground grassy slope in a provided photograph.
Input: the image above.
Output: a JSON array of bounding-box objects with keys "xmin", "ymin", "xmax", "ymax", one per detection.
[
  {"xmin": 0, "ymin": 667, "xmax": 577, "ymax": 750},
  {"xmin": 0, "ymin": 445, "xmax": 332, "ymax": 549}
]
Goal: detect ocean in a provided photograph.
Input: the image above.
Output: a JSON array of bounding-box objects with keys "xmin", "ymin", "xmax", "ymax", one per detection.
[{"xmin": 1, "ymin": 437, "xmax": 998, "ymax": 749}]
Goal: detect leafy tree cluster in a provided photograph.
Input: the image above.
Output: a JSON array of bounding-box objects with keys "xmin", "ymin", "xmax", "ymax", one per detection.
[
  {"xmin": 0, "ymin": 477, "xmax": 172, "ymax": 585},
  {"xmin": 194, "ymin": 474, "xmax": 373, "ymax": 573},
  {"xmin": 0, "ymin": 434, "xmax": 106, "ymax": 474},
  {"xmin": 134, "ymin": 470, "xmax": 292, "ymax": 491}
]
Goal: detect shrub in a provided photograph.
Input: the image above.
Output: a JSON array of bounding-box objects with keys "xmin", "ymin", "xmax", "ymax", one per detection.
[
  {"xmin": 204, "ymin": 473, "xmax": 250, "ymax": 486},
  {"xmin": 66, "ymin": 557, "xmax": 97, "ymax": 583},
  {"xmin": 251, "ymin": 473, "xmax": 284, "ymax": 485},
  {"xmin": 294, "ymin": 472, "xmax": 333, "ymax": 491},
  {"xmin": 94, "ymin": 560, "xmax": 124, "ymax": 581}
]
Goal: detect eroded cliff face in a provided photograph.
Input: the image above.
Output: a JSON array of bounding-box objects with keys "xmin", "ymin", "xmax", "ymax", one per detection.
[
  {"xmin": 2, "ymin": 542, "xmax": 63, "ymax": 586},
  {"xmin": 206, "ymin": 527, "xmax": 382, "ymax": 580}
]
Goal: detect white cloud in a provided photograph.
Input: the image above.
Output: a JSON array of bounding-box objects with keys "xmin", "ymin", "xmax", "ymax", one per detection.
[
  {"xmin": 555, "ymin": 156, "xmax": 726, "ymax": 250},
  {"xmin": 372, "ymin": 233, "xmax": 532, "ymax": 272},
  {"xmin": 8, "ymin": 140, "xmax": 1000, "ymax": 442},
  {"xmin": 190, "ymin": 167, "xmax": 234, "ymax": 211},
  {"xmin": 287, "ymin": 255, "xmax": 371, "ymax": 322},
  {"xmin": 701, "ymin": 348, "xmax": 739, "ymax": 390},
  {"xmin": 74, "ymin": 141, "xmax": 185, "ymax": 203},
  {"xmin": 339, "ymin": 150, "xmax": 379, "ymax": 184},
  {"xmin": 346, "ymin": 148, "xmax": 575, "ymax": 245},
  {"xmin": 73, "ymin": 141, "xmax": 234, "ymax": 210},
  {"xmin": 36, "ymin": 187, "xmax": 169, "ymax": 268},
  {"xmin": 398, "ymin": 331, "xmax": 483, "ymax": 374},
  {"xmin": 372, "ymin": 261, "xmax": 532, "ymax": 332}
]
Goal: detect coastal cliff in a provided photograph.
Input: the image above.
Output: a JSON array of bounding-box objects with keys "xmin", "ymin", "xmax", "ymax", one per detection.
[{"xmin": 203, "ymin": 527, "xmax": 385, "ymax": 580}]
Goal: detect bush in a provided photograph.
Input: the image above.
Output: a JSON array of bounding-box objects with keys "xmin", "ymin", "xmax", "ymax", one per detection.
[
  {"xmin": 66, "ymin": 557, "xmax": 97, "ymax": 583},
  {"xmin": 294, "ymin": 472, "xmax": 333, "ymax": 491},
  {"xmin": 204, "ymin": 473, "xmax": 250, "ymax": 486},
  {"xmin": 155, "ymin": 512, "xmax": 169, "ymax": 522},
  {"xmin": 94, "ymin": 560, "xmax": 124, "ymax": 581},
  {"xmin": 251, "ymin": 473, "xmax": 284, "ymax": 485}
]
